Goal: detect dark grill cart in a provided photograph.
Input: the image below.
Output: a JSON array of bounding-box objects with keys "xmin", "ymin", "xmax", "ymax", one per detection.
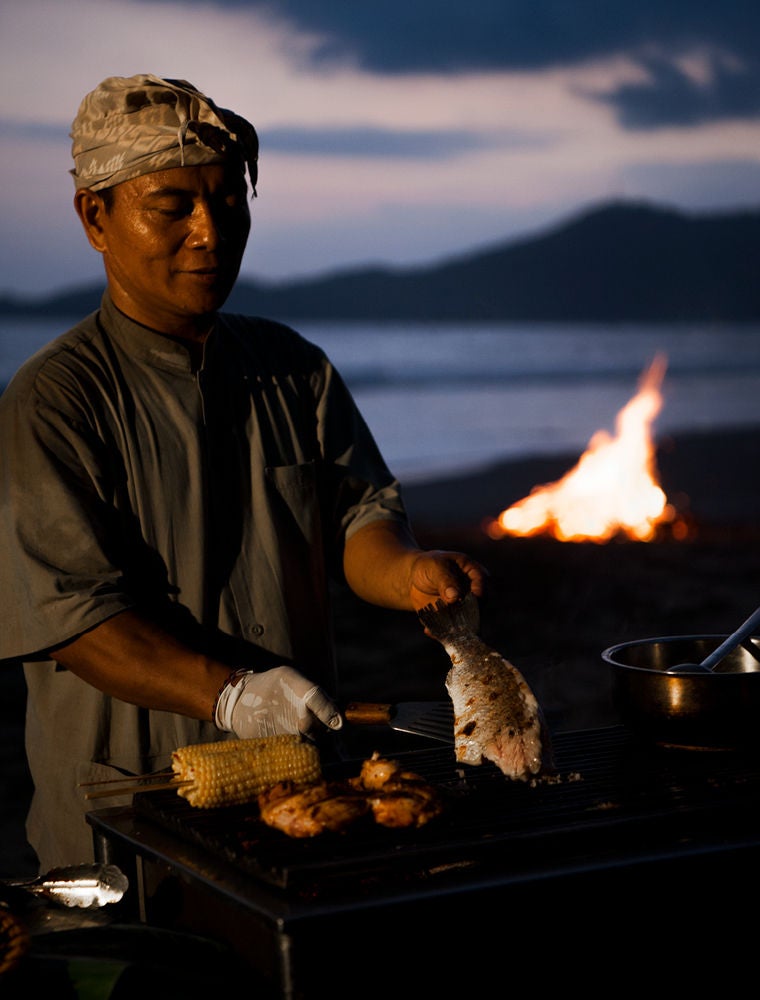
[{"xmin": 88, "ymin": 726, "xmax": 760, "ymax": 999}]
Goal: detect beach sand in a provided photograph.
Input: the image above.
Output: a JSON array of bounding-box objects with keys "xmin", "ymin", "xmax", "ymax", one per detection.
[{"xmin": 1, "ymin": 426, "xmax": 759, "ymax": 877}]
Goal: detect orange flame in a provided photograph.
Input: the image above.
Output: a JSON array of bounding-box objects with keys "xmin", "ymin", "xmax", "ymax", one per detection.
[{"xmin": 485, "ymin": 354, "xmax": 675, "ymax": 543}]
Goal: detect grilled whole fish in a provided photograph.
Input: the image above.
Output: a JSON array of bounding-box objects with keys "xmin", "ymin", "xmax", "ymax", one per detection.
[{"xmin": 417, "ymin": 594, "xmax": 551, "ymax": 781}]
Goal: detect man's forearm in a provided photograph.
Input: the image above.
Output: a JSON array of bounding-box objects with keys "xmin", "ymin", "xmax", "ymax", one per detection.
[
  {"xmin": 342, "ymin": 519, "xmax": 421, "ymax": 609},
  {"xmin": 49, "ymin": 609, "xmax": 230, "ymax": 721}
]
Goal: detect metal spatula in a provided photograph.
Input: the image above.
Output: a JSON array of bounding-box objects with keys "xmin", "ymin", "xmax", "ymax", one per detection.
[{"xmin": 343, "ymin": 701, "xmax": 454, "ymax": 743}]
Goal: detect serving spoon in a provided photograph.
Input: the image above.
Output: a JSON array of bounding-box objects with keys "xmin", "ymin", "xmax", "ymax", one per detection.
[{"xmin": 666, "ymin": 604, "xmax": 760, "ymax": 675}]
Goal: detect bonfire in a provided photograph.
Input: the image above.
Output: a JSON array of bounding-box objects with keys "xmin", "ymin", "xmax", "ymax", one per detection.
[{"xmin": 485, "ymin": 354, "xmax": 678, "ymax": 543}]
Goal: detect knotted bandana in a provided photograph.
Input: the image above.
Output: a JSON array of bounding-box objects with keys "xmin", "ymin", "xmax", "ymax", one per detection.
[{"xmin": 70, "ymin": 74, "xmax": 258, "ymax": 194}]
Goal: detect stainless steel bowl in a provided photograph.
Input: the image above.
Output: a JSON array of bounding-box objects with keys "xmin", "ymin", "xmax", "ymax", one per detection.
[{"xmin": 601, "ymin": 634, "xmax": 760, "ymax": 750}]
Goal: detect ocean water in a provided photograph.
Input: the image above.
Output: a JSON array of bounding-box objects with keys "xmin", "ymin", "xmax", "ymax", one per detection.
[{"xmin": 2, "ymin": 317, "xmax": 760, "ymax": 483}]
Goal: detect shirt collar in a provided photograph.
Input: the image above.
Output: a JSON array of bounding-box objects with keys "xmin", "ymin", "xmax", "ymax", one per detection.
[{"xmin": 100, "ymin": 291, "xmax": 218, "ymax": 375}]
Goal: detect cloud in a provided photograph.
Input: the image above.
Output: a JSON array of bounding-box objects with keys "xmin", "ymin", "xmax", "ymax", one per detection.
[
  {"xmin": 165, "ymin": 0, "xmax": 760, "ymax": 128},
  {"xmin": 261, "ymin": 125, "xmax": 551, "ymax": 159},
  {"xmin": 594, "ymin": 48, "xmax": 760, "ymax": 128},
  {"xmin": 1, "ymin": 0, "xmax": 758, "ymax": 296},
  {"xmin": 0, "ymin": 120, "xmax": 69, "ymax": 142}
]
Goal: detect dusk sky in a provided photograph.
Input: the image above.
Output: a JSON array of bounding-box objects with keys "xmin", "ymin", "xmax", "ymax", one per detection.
[{"xmin": 2, "ymin": 0, "xmax": 759, "ymax": 298}]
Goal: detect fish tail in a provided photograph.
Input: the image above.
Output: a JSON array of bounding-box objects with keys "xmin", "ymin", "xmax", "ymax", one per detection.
[{"xmin": 416, "ymin": 591, "xmax": 480, "ymax": 642}]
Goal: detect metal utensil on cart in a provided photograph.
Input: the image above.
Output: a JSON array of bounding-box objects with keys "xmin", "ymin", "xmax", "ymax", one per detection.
[{"xmin": 3, "ymin": 863, "xmax": 128, "ymax": 908}]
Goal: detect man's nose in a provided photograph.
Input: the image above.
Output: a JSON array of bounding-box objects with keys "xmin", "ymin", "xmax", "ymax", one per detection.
[{"xmin": 187, "ymin": 201, "xmax": 223, "ymax": 248}]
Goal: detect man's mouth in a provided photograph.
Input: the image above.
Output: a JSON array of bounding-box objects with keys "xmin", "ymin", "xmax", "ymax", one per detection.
[{"xmin": 185, "ymin": 267, "xmax": 223, "ymax": 282}]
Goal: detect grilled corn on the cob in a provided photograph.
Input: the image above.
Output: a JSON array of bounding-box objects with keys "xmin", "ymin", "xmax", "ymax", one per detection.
[{"xmin": 172, "ymin": 734, "xmax": 322, "ymax": 808}]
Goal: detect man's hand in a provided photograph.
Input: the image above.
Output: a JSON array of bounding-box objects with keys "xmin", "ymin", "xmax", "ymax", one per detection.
[
  {"xmin": 343, "ymin": 520, "xmax": 489, "ymax": 611},
  {"xmin": 408, "ymin": 549, "xmax": 488, "ymax": 610},
  {"xmin": 214, "ymin": 666, "xmax": 343, "ymax": 739}
]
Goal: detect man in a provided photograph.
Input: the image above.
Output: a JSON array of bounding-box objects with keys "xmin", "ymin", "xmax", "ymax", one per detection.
[{"xmin": 0, "ymin": 75, "xmax": 486, "ymax": 870}]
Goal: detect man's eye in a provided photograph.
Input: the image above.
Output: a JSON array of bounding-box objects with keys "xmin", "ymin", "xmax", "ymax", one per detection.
[{"xmin": 149, "ymin": 198, "xmax": 191, "ymax": 217}]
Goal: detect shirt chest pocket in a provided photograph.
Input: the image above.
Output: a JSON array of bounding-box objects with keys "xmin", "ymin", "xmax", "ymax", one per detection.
[{"xmin": 264, "ymin": 461, "xmax": 322, "ymax": 543}]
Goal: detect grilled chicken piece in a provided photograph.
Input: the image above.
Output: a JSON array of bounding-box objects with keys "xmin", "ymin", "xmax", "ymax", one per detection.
[
  {"xmin": 258, "ymin": 780, "xmax": 369, "ymax": 838},
  {"xmin": 353, "ymin": 752, "xmax": 407, "ymax": 790},
  {"xmin": 351, "ymin": 752, "xmax": 444, "ymax": 828},
  {"xmin": 365, "ymin": 783, "xmax": 444, "ymax": 828},
  {"xmin": 258, "ymin": 754, "xmax": 445, "ymax": 836}
]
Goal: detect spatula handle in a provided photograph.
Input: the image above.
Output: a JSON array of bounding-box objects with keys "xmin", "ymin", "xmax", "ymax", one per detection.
[{"xmin": 344, "ymin": 702, "xmax": 393, "ymax": 724}]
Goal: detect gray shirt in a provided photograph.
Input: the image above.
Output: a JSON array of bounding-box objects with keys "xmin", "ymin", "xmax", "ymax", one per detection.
[{"xmin": 0, "ymin": 293, "xmax": 408, "ymax": 867}]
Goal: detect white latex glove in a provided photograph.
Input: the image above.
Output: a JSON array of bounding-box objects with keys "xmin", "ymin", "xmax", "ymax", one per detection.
[{"xmin": 214, "ymin": 666, "xmax": 343, "ymax": 739}]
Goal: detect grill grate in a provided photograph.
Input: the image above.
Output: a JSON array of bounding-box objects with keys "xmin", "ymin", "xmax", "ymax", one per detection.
[{"xmin": 134, "ymin": 727, "xmax": 760, "ymax": 894}]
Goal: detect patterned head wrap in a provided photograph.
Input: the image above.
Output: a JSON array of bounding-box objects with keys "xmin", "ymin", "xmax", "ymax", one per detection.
[{"xmin": 70, "ymin": 74, "xmax": 258, "ymax": 194}]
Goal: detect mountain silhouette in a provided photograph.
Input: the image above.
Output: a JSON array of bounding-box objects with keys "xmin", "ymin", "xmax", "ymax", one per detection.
[{"xmin": 2, "ymin": 199, "xmax": 759, "ymax": 321}]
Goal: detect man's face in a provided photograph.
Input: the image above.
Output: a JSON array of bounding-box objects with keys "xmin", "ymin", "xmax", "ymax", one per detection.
[{"xmin": 88, "ymin": 163, "xmax": 251, "ymax": 338}]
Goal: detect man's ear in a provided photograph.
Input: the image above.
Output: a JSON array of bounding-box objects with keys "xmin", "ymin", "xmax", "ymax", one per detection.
[{"xmin": 73, "ymin": 189, "xmax": 108, "ymax": 253}]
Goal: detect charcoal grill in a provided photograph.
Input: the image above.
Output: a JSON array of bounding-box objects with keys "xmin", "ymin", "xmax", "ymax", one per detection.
[{"xmin": 88, "ymin": 726, "xmax": 760, "ymax": 998}]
